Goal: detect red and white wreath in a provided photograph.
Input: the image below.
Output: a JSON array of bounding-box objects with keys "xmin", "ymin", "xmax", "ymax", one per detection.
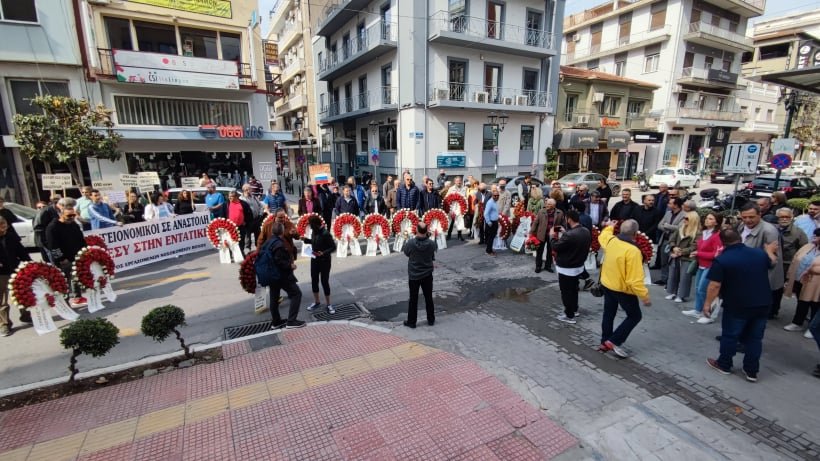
[
  {"xmin": 443, "ymin": 193, "xmax": 467, "ymax": 218},
  {"xmin": 262, "ymin": 213, "xmax": 276, "ymax": 228},
  {"xmin": 635, "ymin": 231, "xmax": 655, "ymax": 263},
  {"xmin": 239, "ymin": 250, "xmax": 258, "ymax": 294},
  {"xmin": 363, "ymin": 213, "xmax": 390, "ymax": 241},
  {"xmin": 423, "ymin": 209, "xmax": 449, "ymax": 237},
  {"xmin": 84, "ymin": 235, "xmax": 107, "ymax": 249},
  {"xmin": 296, "ymin": 213, "xmax": 325, "ymax": 238},
  {"xmin": 590, "ymin": 226, "xmax": 601, "ymax": 253},
  {"xmin": 498, "ymin": 215, "xmax": 511, "ymax": 240},
  {"xmin": 391, "ymin": 209, "xmax": 420, "ymax": 236},
  {"xmin": 9, "ymin": 262, "xmax": 69, "ymax": 309},
  {"xmin": 207, "ymin": 218, "xmax": 240, "ymax": 249},
  {"xmin": 73, "ymin": 246, "xmax": 116, "ymax": 291},
  {"xmin": 332, "ymin": 213, "xmax": 362, "ymax": 240},
  {"xmin": 511, "ymin": 211, "xmax": 536, "ymax": 235}
]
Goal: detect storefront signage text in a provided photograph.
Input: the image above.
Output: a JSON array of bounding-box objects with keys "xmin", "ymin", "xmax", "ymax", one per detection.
[
  {"xmin": 199, "ymin": 125, "xmax": 265, "ymax": 139},
  {"xmin": 600, "ymin": 117, "xmax": 620, "ymax": 128},
  {"xmin": 128, "ymin": 0, "xmax": 232, "ymax": 19}
]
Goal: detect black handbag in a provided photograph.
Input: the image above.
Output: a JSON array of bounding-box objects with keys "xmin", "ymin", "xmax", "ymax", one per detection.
[{"xmin": 590, "ymin": 271, "xmax": 604, "ymax": 297}]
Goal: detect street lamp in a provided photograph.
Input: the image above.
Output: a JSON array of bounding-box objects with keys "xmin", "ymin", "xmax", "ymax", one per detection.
[
  {"xmin": 487, "ymin": 112, "xmax": 508, "ymax": 175},
  {"xmin": 700, "ymin": 123, "xmax": 714, "ymax": 176},
  {"xmin": 294, "ymin": 118, "xmax": 304, "ymax": 187}
]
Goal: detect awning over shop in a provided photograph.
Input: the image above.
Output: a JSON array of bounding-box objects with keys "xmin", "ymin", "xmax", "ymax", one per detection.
[
  {"xmin": 606, "ymin": 130, "xmax": 631, "ymax": 149},
  {"xmin": 761, "ymin": 67, "xmax": 820, "ymax": 94},
  {"xmin": 553, "ymin": 129, "xmax": 599, "ymax": 150}
]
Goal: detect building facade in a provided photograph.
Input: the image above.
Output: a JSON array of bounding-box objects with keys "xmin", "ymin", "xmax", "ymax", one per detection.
[
  {"xmin": 312, "ymin": 0, "xmax": 565, "ymax": 185},
  {"xmin": 562, "ymin": 0, "xmax": 764, "ymax": 174},
  {"xmin": 553, "ymin": 66, "xmax": 659, "ymax": 179}
]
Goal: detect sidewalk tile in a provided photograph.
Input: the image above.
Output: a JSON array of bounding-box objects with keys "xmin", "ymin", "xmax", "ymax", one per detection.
[
  {"xmin": 279, "ymin": 436, "xmax": 341, "ymax": 461},
  {"xmin": 460, "ymin": 407, "xmax": 515, "ymax": 444},
  {"xmin": 233, "ymin": 425, "xmax": 281, "ymax": 461},
  {"xmin": 487, "ymin": 432, "xmax": 543, "ymax": 461},
  {"xmin": 222, "ymin": 340, "xmax": 250, "ymax": 358},
  {"xmin": 440, "ymin": 386, "xmax": 485, "ymax": 416},
  {"xmin": 254, "ymin": 347, "xmax": 299, "ymax": 381},
  {"xmin": 140, "ymin": 369, "xmax": 190, "ymax": 413},
  {"xmin": 269, "ymin": 392, "xmax": 317, "ymax": 422},
  {"xmin": 389, "ymin": 430, "xmax": 447, "ymax": 461},
  {"xmin": 27, "ymin": 432, "xmax": 86, "ymax": 461},
  {"xmin": 427, "ymin": 417, "xmax": 483, "ymax": 459},
  {"xmin": 371, "ymin": 409, "xmax": 423, "ymax": 445},
  {"xmin": 132, "ymin": 426, "xmax": 182, "ymax": 460},
  {"xmin": 519, "ymin": 416, "xmax": 578, "ymax": 457},
  {"xmin": 77, "ymin": 442, "xmax": 132, "ymax": 461},
  {"xmin": 135, "ymin": 404, "xmax": 186, "ymax": 439},
  {"xmin": 469, "ymin": 376, "xmax": 520, "ymax": 403},
  {"xmin": 225, "ymin": 354, "xmax": 269, "ymax": 389},
  {"xmin": 423, "ymin": 370, "xmax": 463, "ymax": 394},
  {"xmin": 391, "ymin": 342, "xmax": 434, "ymax": 361},
  {"xmin": 228, "ymin": 382, "xmax": 270, "ymax": 409},
  {"xmin": 185, "ymin": 393, "xmax": 229, "ymax": 424},
  {"xmin": 332, "ymin": 420, "xmax": 386, "ymax": 459},
  {"xmin": 266, "ymin": 372, "xmax": 307, "ymax": 399},
  {"xmin": 282, "ymin": 410, "xmax": 333, "ymax": 449},
  {"xmin": 492, "ymin": 396, "xmax": 543, "ymax": 429},
  {"xmin": 351, "ymin": 387, "xmax": 404, "ymax": 418},
  {"xmin": 450, "ymin": 361, "xmax": 493, "ymax": 385},
  {"xmin": 0, "ymin": 423, "xmax": 41, "ymax": 452},
  {"xmin": 187, "ymin": 361, "xmax": 227, "ymax": 400},
  {"xmin": 332, "ymin": 356, "xmax": 372, "ymax": 379},
  {"xmin": 451, "ymin": 444, "xmax": 502, "ymax": 461},
  {"xmin": 363, "ymin": 349, "xmax": 401, "ymax": 369},
  {"xmin": 290, "ymin": 341, "xmax": 334, "ymax": 370},
  {"xmin": 0, "ymin": 444, "xmax": 31, "ymax": 461},
  {"xmin": 79, "ymin": 417, "xmax": 137, "ymax": 456},
  {"xmin": 302, "ymin": 364, "xmax": 342, "ymax": 388},
  {"xmin": 182, "ymin": 412, "xmax": 235, "ymax": 461},
  {"xmin": 230, "ymin": 400, "xmax": 278, "ymax": 437},
  {"xmin": 281, "ymin": 323, "xmax": 350, "ymax": 343},
  {"xmin": 356, "ymin": 446, "xmax": 398, "ymax": 461}
]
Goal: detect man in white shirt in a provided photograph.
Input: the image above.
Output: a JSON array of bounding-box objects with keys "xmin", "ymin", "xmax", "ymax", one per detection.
[
  {"xmin": 496, "ymin": 179, "xmax": 512, "ymax": 217},
  {"xmin": 587, "ymin": 191, "xmax": 608, "ymax": 227}
]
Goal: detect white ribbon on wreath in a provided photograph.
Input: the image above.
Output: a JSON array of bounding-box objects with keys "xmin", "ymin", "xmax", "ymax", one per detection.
[
  {"xmin": 393, "ymin": 218, "xmax": 414, "ymax": 252},
  {"xmin": 429, "ymin": 219, "xmax": 447, "ymax": 250},
  {"xmin": 82, "ymin": 262, "xmax": 116, "ymax": 314},
  {"xmin": 450, "ymin": 201, "xmax": 466, "ymax": 232},
  {"xmin": 340, "ymin": 224, "xmax": 361, "ymax": 257},
  {"xmin": 30, "ymin": 279, "xmax": 78, "ymax": 335},
  {"xmin": 365, "ymin": 224, "xmax": 391, "ymax": 256},
  {"xmin": 217, "ymin": 228, "xmax": 243, "ymax": 264}
]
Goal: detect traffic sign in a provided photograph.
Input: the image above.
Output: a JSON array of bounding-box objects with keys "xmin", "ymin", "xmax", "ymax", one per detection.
[
  {"xmin": 723, "ymin": 143, "xmax": 761, "ymax": 174},
  {"xmin": 772, "ymin": 138, "xmax": 796, "ymax": 157},
  {"xmin": 771, "ymin": 153, "xmax": 792, "ymax": 170}
]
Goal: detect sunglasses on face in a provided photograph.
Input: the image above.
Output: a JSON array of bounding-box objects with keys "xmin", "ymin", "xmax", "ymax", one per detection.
[{"xmin": 65, "ymin": 214, "xmax": 77, "ymax": 218}]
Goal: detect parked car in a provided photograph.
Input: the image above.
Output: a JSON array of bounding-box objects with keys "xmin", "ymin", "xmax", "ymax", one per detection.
[
  {"xmin": 786, "ymin": 160, "xmax": 817, "ymax": 177},
  {"xmin": 758, "ymin": 163, "xmax": 774, "ymax": 175},
  {"xmin": 746, "ymin": 175, "xmax": 818, "ymax": 199},
  {"xmin": 167, "ymin": 187, "xmax": 235, "ymax": 213},
  {"xmin": 4, "ymin": 202, "xmax": 36, "ymax": 249},
  {"xmin": 554, "ymin": 173, "xmax": 621, "ymax": 197},
  {"xmin": 648, "ymin": 168, "xmax": 700, "ymax": 188},
  {"xmin": 710, "ymin": 171, "xmax": 755, "ymax": 184},
  {"xmin": 491, "ymin": 176, "xmax": 545, "ymax": 207}
]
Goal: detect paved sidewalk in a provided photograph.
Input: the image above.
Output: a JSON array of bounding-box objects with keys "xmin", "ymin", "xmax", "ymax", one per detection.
[{"xmin": 0, "ymin": 324, "xmax": 577, "ymax": 460}]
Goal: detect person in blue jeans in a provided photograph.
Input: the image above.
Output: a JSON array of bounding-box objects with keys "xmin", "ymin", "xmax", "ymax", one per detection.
[
  {"xmin": 703, "ymin": 228, "xmax": 778, "ymax": 383},
  {"xmin": 682, "ymin": 212, "xmax": 723, "ymax": 324}
]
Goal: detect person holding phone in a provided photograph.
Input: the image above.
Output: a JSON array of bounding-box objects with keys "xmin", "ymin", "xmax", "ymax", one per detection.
[
  {"xmin": 551, "ymin": 209, "xmax": 592, "ymax": 324},
  {"xmin": 530, "ymin": 198, "xmax": 565, "ymax": 273}
]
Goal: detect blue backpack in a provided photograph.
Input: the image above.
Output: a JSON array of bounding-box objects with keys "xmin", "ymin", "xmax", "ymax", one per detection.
[{"xmin": 255, "ymin": 237, "xmax": 282, "ymax": 287}]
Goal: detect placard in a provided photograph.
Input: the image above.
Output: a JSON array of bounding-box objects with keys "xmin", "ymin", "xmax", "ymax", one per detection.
[
  {"xmin": 309, "ymin": 164, "xmax": 332, "ymax": 185},
  {"xmin": 509, "ymin": 216, "xmax": 532, "ymax": 252},
  {"xmin": 138, "ymin": 171, "xmax": 161, "ymax": 188},
  {"xmin": 180, "ymin": 177, "xmax": 200, "ymax": 189},
  {"xmin": 120, "ymin": 174, "xmax": 139, "ymax": 188},
  {"xmin": 254, "ymin": 287, "xmax": 267, "ymax": 311},
  {"xmin": 41, "ymin": 173, "xmax": 73, "ymax": 189},
  {"xmin": 107, "ymin": 191, "xmax": 127, "ymax": 204},
  {"xmin": 92, "ymin": 181, "xmax": 115, "ymax": 191},
  {"xmin": 258, "ymin": 162, "xmax": 275, "ymax": 181}
]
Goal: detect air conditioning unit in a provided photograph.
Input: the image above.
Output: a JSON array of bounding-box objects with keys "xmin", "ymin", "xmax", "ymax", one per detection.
[
  {"xmin": 573, "ymin": 34, "xmax": 581, "ymax": 42},
  {"xmin": 576, "ymin": 114, "xmax": 590, "ymax": 126},
  {"xmin": 474, "ymin": 91, "xmax": 489, "ymax": 103},
  {"xmin": 516, "ymin": 95, "xmax": 529, "ymax": 105},
  {"xmin": 502, "ymin": 97, "xmax": 513, "ymax": 105},
  {"xmin": 592, "ymin": 92, "xmax": 605, "ymax": 103},
  {"xmin": 434, "ymin": 88, "xmax": 449, "ymax": 101}
]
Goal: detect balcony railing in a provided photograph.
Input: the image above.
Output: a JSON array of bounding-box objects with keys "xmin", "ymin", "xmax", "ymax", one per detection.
[
  {"xmin": 428, "ymin": 81, "xmax": 552, "ymax": 111},
  {"xmin": 319, "ymin": 86, "xmax": 397, "ymax": 121},
  {"xmin": 679, "ymin": 66, "xmax": 739, "ymax": 86},
  {"xmin": 281, "ymin": 58, "xmax": 304, "ymax": 84},
  {"xmin": 564, "ymin": 25, "xmax": 671, "ymax": 61},
  {"xmin": 318, "ymin": 21, "xmax": 397, "ymax": 77},
  {"xmin": 668, "ymin": 103, "xmax": 744, "ymax": 122},
  {"xmin": 429, "ymin": 10, "xmax": 554, "ymax": 49},
  {"xmin": 280, "ymin": 19, "xmax": 302, "ymax": 50},
  {"xmin": 687, "ymin": 22, "xmax": 753, "ymax": 48}
]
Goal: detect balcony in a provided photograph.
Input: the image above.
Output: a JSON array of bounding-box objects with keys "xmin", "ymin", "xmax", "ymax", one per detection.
[
  {"xmin": 319, "ymin": 86, "xmax": 398, "ymax": 124},
  {"xmin": 96, "ymin": 48, "xmax": 254, "ymax": 90},
  {"xmin": 743, "ymin": 120, "xmax": 781, "ymax": 133},
  {"xmin": 427, "ymin": 82, "xmax": 552, "ymax": 113},
  {"xmin": 666, "ymin": 103, "xmax": 745, "ymax": 126},
  {"xmin": 275, "ymin": 93, "xmax": 307, "ymax": 116},
  {"xmin": 684, "ymin": 22, "xmax": 753, "ymax": 52},
  {"xmin": 280, "ymin": 19, "xmax": 302, "ymax": 52},
  {"xmin": 428, "ymin": 11, "xmax": 556, "ymax": 58},
  {"xmin": 269, "ymin": 0, "xmax": 294, "ymax": 34},
  {"xmin": 677, "ymin": 67, "xmax": 740, "ymax": 89},
  {"xmin": 564, "ymin": 25, "xmax": 671, "ymax": 65},
  {"xmin": 704, "ymin": 0, "xmax": 765, "ymax": 17},
  {"xmin": 281, "ymin": 58, "xmax": 304, "ymax": 85},
  {"xmin": 317, "ymin": 21, "xmax": 397, "ymax": 82},
  {"xmin": 315, "ymin": 0, "xmax": 371, "ymax": 37}
]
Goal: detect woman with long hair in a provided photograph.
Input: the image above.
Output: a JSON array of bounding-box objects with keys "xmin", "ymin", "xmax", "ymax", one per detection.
[
  {"xmin": 527, "ymin": 186, "xmax": 543, "ymax": 213},
  {"xmin": 549, "ymin": 188, "xmax": 568, "ymax": 213},
  {"xmin": 144, "ymin": 192, "xmax": 174, "ymax": 220},
  {"xmin": 304, "ymin": 215, "xmax": 337, "ymax": 314},
  {"xmin": 123, "ymin": 191, "xmax": 145, "ymax": 223},
  {"xmin": 665, "ymin": 210, "xmax": 701, "ymax": 303},
  {"xmin": 683, "ymin": 212, "xmax": 724, "ymax": 323},
  {"xmin": 174, "ymin": 189, "xmax": 195, "ymax": 215}
]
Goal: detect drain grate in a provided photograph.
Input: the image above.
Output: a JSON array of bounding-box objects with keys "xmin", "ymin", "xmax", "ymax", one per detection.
[
  {"xmin": 224, "ymin": 320, "xmax": 274, "ymax": 340},
  {"xmin": 311, "ymin": 302, "xmax": 369, "ymax": 322}
]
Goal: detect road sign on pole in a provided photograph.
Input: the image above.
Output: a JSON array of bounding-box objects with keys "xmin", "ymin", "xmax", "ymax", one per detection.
[{"xmin": 723, "ymin": 143, "xmax": 761, "ymax": 174}]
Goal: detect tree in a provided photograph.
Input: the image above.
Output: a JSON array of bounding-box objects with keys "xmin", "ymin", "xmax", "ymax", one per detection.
[
  {"xmin": 791, "ymin": 94, "xmax": 820, "ymax": 157},
  {"xmin": 59, "ymin": 318, "xmax": 120, "ymax": 383},
  {"xmin": 141, "ymin": 305, "xmax": 192, "ymax": 359},
  {"xmin": 12, "ymin": 95, "xmax": 121, "ymax": 189},
  {"xmin": 543, "ymin": 147, "xmax": 559, "ymax": 180}
]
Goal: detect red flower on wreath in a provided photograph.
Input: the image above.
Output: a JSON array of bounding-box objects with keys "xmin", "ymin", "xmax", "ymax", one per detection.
[
  {"xmin": 498, "ymin": 215, "xmax": 511, "ymax": 240},
  {"xmin": 525, "ymin": 235, "xmax": 541, "ymax": 252},
  {"xmin": 84, "ymin": 235, "xmax": 107, "ymax": 249},
  {"xmin": 296, "ymin": 213, "xmax": 325, "ymax": 238},
  {"xmin": 390, "ymin": 209, "xmax": 420, "ymax": 236},
  {"xmin": 590, "ymin": 226, "xmax": 601, "ymax": 253},
  {"xmin": 363, "ymin": 214, "xmax": 390, "ymax": 244},
  {"xmin": 475, "ymin": 202, "xmax": 485, "ymax": 228},
  {"xmin": 73, "ymin": 246, "xmax": 116, "ymax": 291},
  {"xmin": 513, "ymin": 202, "xmax": 526, "ymax": 218},
  {"xmin": 422, "ymin": 209, "xmax": 449, "ymax": 237},
  {"xmin": 635, "ymin": 231, "xmax": 655, "ymax": 263},
  {"xmin": 332, "ymin": 213, "xmax": 362, "ymax": 241},
  {"xmin": 239, "ymin": 250, "xmax": 258, "ymax": 294},
  {"xmin": 443, "ymin": 193, "xmax": 467, "ymax": 219},
  {"xmin": 206, "ymin": 218, "xmax": 240, "ymax": 249},
  {"xmin": 8, "ymin": 261, "xmax": 69, "ymax": 308},
  {"xmin": 511, "ymin": 211, "xmax": 535, "ymax": 235}
]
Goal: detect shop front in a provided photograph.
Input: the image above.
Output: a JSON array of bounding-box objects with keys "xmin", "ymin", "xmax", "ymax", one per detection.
[
  {"xmin": 553, "ymin": 128, "xmax": 599, "ymax": 176},
  {"xmin": 628, "ymin": 130, "xmax": 664, "ymax": 174},
  {"xmin": 605, "ymin": 130, "xmax": 631, "ymax": 180}
]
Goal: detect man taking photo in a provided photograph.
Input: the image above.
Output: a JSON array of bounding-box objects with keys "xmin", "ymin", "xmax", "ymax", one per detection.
[{"xmin": 551, "ymin": 209, "xmax": 591, "ymax": 324}]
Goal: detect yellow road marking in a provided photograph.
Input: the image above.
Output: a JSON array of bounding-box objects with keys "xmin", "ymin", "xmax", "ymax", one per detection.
[
  {"xmin": 117, "ymin": 328, "xmax": 139, "ymax": 337},
  {"xmin": 117, "ymin": 272, "xmax": 210, "ymax": 289}
]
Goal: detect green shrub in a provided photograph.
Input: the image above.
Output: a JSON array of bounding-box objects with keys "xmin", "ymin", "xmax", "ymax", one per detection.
[
  {"xmin": 141, "ymin": 305, "xmax": 191, "ymax": 359},
  {"xmin": 787, "ymin": 198, "xmax": 809, "ymax": 214},
  {"xmin": 60, "ymin": 318, "xmax": 120, "ymax": 383}
]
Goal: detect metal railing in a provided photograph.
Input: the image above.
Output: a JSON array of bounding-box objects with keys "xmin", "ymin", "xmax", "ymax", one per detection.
[
  {"xmin": 319, "ymin": 86, "xmax": 397, "ymax": 119},
  {"xmin": 564, "ymin": 25, "xmax": 670, "ymax": 60},
  {"xmin": 429, "ymin": 11, "xmax": 554, "ymax": 49},
  {"xmin": 687, "ymin": 22, "xmax": 753, "ymax": 47},
  {"xmin": 318, "ymin": 21, "xmax": 397, "ymax": 75},
  {"xmin": 428, "ymin": 81, "xmax": 552, "ymax": 110},
  {"xmin": 280, "ymin": 19, "xmax": 302, "ymax": 49},
  {"xmin": 668, "ymin": 103, "xmax": 744, "ymax": 122},
  {"xmin": 679, "ymin": 66, "xmax": 738, "ymax": 85},
  {"xmin": 281, "ymin": 58, "xmax": 304, "ymax": 83}
]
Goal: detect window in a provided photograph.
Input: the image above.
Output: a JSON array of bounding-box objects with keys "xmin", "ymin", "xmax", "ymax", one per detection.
[
  {"xmin": 644, "ymin": 44, "xmax": 661, "ymax": 73},
  {"xmin": 650, "ymin": 1, "xmax": 667, "ymax": 30},
  {"xmin": 590, "ymin": 22, "xmax": 603, "ymax": 52},
  {"xmin": 704, "ymin": 56, "xmax": 714, "ymax": 69},
  {"xmin": 378, "ymin": 125, "xmax": 397, "ymax": 150},
  {"xmin": 722, "ymin": 59, "xmax": 732, "ymax": 72},
  {"xmin": 615, "ymin": 53, "xmax": 627, "ymax": 76},
  {"xmin": 449, "ymin": 0, "xmax": 467, "ymax": 32},
  {"xmin": 10, "ymin": 80, "xmax": 69, "ymax": 116},
  {"xmin": 105, "ymin": 17, "xmax": 133, "ymax": 50},
  {"xmin": 754, "ymin": 107, "xmax": 761, "ymax": 121},
  {"xmin": 448, "ymin": 59, "xmax": 467, "ymax": 101},
  {"xmin": 483, "ymin": 124, "xmax": 496, "ymax": 150},
  {"xmin": 520, "ymin": 126, "xmax": 534, "ymax": 150},
  {"xmin": 728, "ymin": 22, "xmax": 738, "ymax": 33},
  {"xmin": 114, "ymin": 96, "xmax": 249, "ymax": 126},
  {"xmin": 221, "ymin": 33, "xmax": 241, "ymax": 61},
  {"xmin": 134, "ymin": 21, "xmax": 177, "ymax": 54},
  {"xmin": 361, "ymin": 128, "xmax": 369, "ymax": 153},
  {"xmin": 381, "ymin": 65, "xmax": 392, "ymax": 104},
  {"xmin": 766, "ymin": 109, "xmax": 774, "ymax": 122},
  {"xmin": 627, "ymin": 100, "xmax": 644, "ymax": 116},
  {"xmin": 179, "ymin": 27, "xmax": 218, "ymax": 59},
  {"xmin": 710, "ymin": 14, "xmax": 721, "ymax": 27},
  {"xmin": 618, "ymin": 13, "xmax": 632, "ymax": 45},
  {"xmin": 601, "ymin": 95, "xmax": 620, "ymax": 116},
  {"xmin": 484, "ymin": 64, "xmax": 502, "ymax": 103},
  {"xmin": 1, "ymin": 0, "xmax": 37, "ymax": 22},
  {"xmin": 759, "ymin": 44, "xmax": 789, "ymax": 60},
  {"xmin": 740, "ymin": 105, "xmax": 748, "ymax": 116},
  {"xmin": 565, "ymin": 94, "xmax": 578, "ymax": 122},
  {"xmin": 487, "ymin": 1, "xmax": 504, "ymax": 39},
  {"xmin": 448, "ymin": 122, "xmax": 465, "ymax": 150},
  {"xmin": 587, "ymin": 59, "xmax": 599, "ymax": 71}
]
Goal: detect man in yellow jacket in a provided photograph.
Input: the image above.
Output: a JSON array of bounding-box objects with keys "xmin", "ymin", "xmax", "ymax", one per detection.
[{"xmin": 598, "ymin": 219, "xmax": 652, "ymax": 358}]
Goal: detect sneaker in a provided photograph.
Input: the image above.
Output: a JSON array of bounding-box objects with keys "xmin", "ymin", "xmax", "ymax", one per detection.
[
  {"xmin": 604, "ymin": 340, "xmax": 629, "ymax": 358},
  {"xmin": 326, "ymin": 304, "xmax": 336, "ymax": 315},
  {"xmin": 70, "ymin": 297, "xmax": 88, "ymax": 308},
  {"xmin": 306, "ymin": 302, "xmax": 321, "ymax": 311},
  {"xmin": 681, "ymin": 309, "xmax": 700, "ymax": 318},
  {"xmin": 582, "ymin": 279, "xmax": 595, "ymax": 291},
  {"xmin": 270, "ymin": 321, "xmax": 287, "ymax": 330},
  {"xmin": 743, "ymin": 370, "xmax": 758, "ymax": 383},
  {"xmin": 403, "ymin": 320, "xmax": 416, "ymax": 329},
  {"xmin": 557, "ymin": 314, "xmax": 577, "ymax": 324},
  {"xmin": 783, "ymin": 323, "xmax": 803, "ymax": 332},
  {"xmin": 697, "ymin": 316, "xmax": 715, "ymax": 324},
  {"xmin": 664, "ymin": 294, "xmax": 675, "ymax": 300},
  {"xmin": 805, "ymin": 329, "xmax": 814, "ymax": 339},
  {"xmin": 674, "ymin": 297, "xmax": 684, "ymax": 303},
  {"xmin": 597, "ymin": 343, "xmax": 611, "ymax": 353},
  {"xmin": 707, "ymin": 358, "xmax": 731, "ymax": 375},
  {"xmin": 0, "ymin": 325, "xmax": 10, "ymax": 337},
  {"xmin": 285, "ymin": 320, "xmax": 306, "ymax": 329},
  {"xmin": 278, "ymin": 296, "xmax": 284, "ymax": 304}
]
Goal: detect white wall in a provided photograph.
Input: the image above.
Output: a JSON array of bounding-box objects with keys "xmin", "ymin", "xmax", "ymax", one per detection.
[
  {"xmin": 430, "ymin": 44, "xmax": 542, "ymax": 89},
  {"xmin": 0, "ymin": 0, "xmax": 82, "ymax": 66}
]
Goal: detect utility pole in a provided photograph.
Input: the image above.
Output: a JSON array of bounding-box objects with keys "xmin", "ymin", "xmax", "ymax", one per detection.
[{"xmin": 774, "ymin": 91, "xmax": 802, "ymax": 192}]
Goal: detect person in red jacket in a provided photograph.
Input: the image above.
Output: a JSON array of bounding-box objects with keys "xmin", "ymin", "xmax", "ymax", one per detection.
[{"xmin": 682, "ymin": 212, "xmax": 724, "ymax": 323}]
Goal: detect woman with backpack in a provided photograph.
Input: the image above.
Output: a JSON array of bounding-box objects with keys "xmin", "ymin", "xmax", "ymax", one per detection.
[{"xmin": 303, "ymin": 215, "xmax": 337, "ymax": 315}]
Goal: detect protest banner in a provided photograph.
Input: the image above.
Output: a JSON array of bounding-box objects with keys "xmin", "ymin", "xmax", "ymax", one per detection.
[
  {"xmin": 137, "ymin": 171, "xmax": 161, "ymax": 189},
  {"xmin": 41, "ymin": 174, "xmax": 73, "ymax": 189},
  {"xmin": 85, "ymin": 212, "xmax": 211, "ymax": 272},
  {"xmin": 119, "ymin": 174, "xmax": 139, "ymax": 189},
  {"xmin": 180, "ymin": 177, "xmax": 200, "ymax": 189},
  {"xmin": 309, "ymin": 164, "xmax": 331, "ymax": 184}
]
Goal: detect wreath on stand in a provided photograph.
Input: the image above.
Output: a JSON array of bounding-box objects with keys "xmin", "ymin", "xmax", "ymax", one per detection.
[
  {"xmin": 207, "ymin": 218, "xmax": 243, "ymax": 263},
  {"xmin": 296, "ymin": 213, "xmax": 325, "ymax": 238},
  {"xmin": 332, "ymin": 213, "xmax": 362, "ymax": 257},
  {"xmin": 9, "ymin": 261, "xmax": 77, "ymax": 335},
  {"xmin": 474, "ymin": 202, "xmax": 485, "ymax": 230},
  {"xmin": 498, "ymin": 215, "xmax": 511, "ymax": 240},
  {"xmin": 513, "ymin": 202, "xmax": 526, "ymax": 218},
  {"xmin": 423, "ymin": 208, "xmax": 449, "ymax": 250},
  {"xmin": 443, "ymin": 193, "xmax": 468, "ymax": 231},
  {"xmin": 511, "ymin": 211, "xmax": 536, "ymax": 235},
  {"xmin": 84, "ymin": 235, "xmax": 107, "ymax": 249},
  {"xmin": 239, "ymin": 250, "xmax": 258, "ymax": 294},
  {"xmin": 634, "ymin": 231, "xmax": 655, "ymax": 263},
  {"xmin": 391, "ymin": 209, "xmax": 420, "ymax": 252},
  {"xmin": 363, "ymin": 213, "xmax": 391, "ymax": 256},
  {"xmin": 73, "ymin": 246, "xmax": 117, "ymax": 313}
]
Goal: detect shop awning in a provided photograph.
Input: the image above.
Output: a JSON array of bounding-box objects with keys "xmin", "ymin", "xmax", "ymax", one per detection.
[
  {"xmin": 553, "ymin": 129, "xmax": 599, "ymax": 149},
  {"xmin": 760, "ymin": 67, "xmax": 820, "ymax": 94},
  {"xmin": 333, "ymin": 137, "xmax": 356, "ymax": 143},
  {"xmin": 606, "ymin": 130, "xmax": 631, "ymax": 149}
]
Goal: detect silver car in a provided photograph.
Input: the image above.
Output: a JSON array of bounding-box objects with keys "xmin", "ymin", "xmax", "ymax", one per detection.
[
  {"xmin": 5, "ymin": 202, "xmax": 37, "ymax": 249},
  {"xmin": 554, "ymin": 173, "xmax": 621, "ymax": 197}
]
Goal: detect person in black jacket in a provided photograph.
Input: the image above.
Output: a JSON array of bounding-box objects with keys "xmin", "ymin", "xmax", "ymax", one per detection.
[
  {"xmin": 0, "ymin": 216, "xmax": 31, "ymax": 336},
  {"xmin": 46, "ymin": 203, "xmax": 87, "ymax": 307},
  {"xmin": 551, "ymin": 209, "xmax": 592, "ymax": 323},
  {"xmin": 266, "ymin": 222, "xmax": 304, "ymax": 330},
  {"xmin": 298, "ymin": 187, "xmax": 321, "ymax": 216},
  {"xmin": 419, "ymin": 178, "xmax": 442, "ymax": 214},
  {"xmin": 402, "ymin": 222, "xmax": 437, "ymax": 328},
  {"xmin": 635, "ymin": 194, "xmax": 662, "ymax": 243},
  {"xmin": 363, "ymin": 182, "xmax": 387, "ymax": 216},
  {"xmin": 174, "ymin": 189, "xmax": 195, "ymax": 215},
  {"xmin": 33, "ymin": 196, "xmax": 62, "ymax": 262},
  {"xmin": 122, "ymin": 191, "xmax": 145, "ymax": 224},
  {"xmin": 610, "ymin": 188, "xmax": 640, "ymax": 221},
  {"xmin": 303, "ymin": 215, "xmax": 337, "ymax": 315},
  {"xmin": 334, "ymin": 185, "xmax": 360, "ymax": 217}
]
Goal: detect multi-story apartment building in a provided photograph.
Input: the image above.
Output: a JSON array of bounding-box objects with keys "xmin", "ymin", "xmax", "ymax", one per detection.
[
  {"xmin": 313, "ymin": 0, "xmax": 565, "ymax": 184},
  {"xmin": 563, "ymin": 0, "xmax": 764, "ymax": 174},
  {"xmin": 267, "ymin": 0, "xmax": 330, "ymax": 182},
  {"xmin": 76, "ymin": 0, "xmax": 289, "ymax": 190},
  {"xmin": 553, "ymin": 66, "xmax": 659, "ymax": 179},
  {"xmin": 0, "ymin": 0, "xmax": 88, "ymax": 205}
]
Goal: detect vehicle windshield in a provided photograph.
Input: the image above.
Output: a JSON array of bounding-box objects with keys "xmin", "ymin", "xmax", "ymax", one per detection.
[
  {"xmin": 559, "ymin": 174, "xmax": 584, "ymax": 182},
  {"xmin": 655, "ymin": 169, "xmax": 675, "ymax": 175}
]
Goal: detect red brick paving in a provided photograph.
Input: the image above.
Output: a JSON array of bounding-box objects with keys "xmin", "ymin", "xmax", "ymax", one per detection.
[{"xmin": 0, "ymin": 324, "xmax": 577, "ymax": 460}]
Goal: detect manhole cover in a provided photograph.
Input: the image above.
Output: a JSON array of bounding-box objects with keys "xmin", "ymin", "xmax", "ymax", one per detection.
[
  {"xmin": 224, "ymin": 320, "xmax": 274, "ymax": 340},
  {"xmin": 311, "ymin": 302, "xmax": 369, "ymax": 322}
]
